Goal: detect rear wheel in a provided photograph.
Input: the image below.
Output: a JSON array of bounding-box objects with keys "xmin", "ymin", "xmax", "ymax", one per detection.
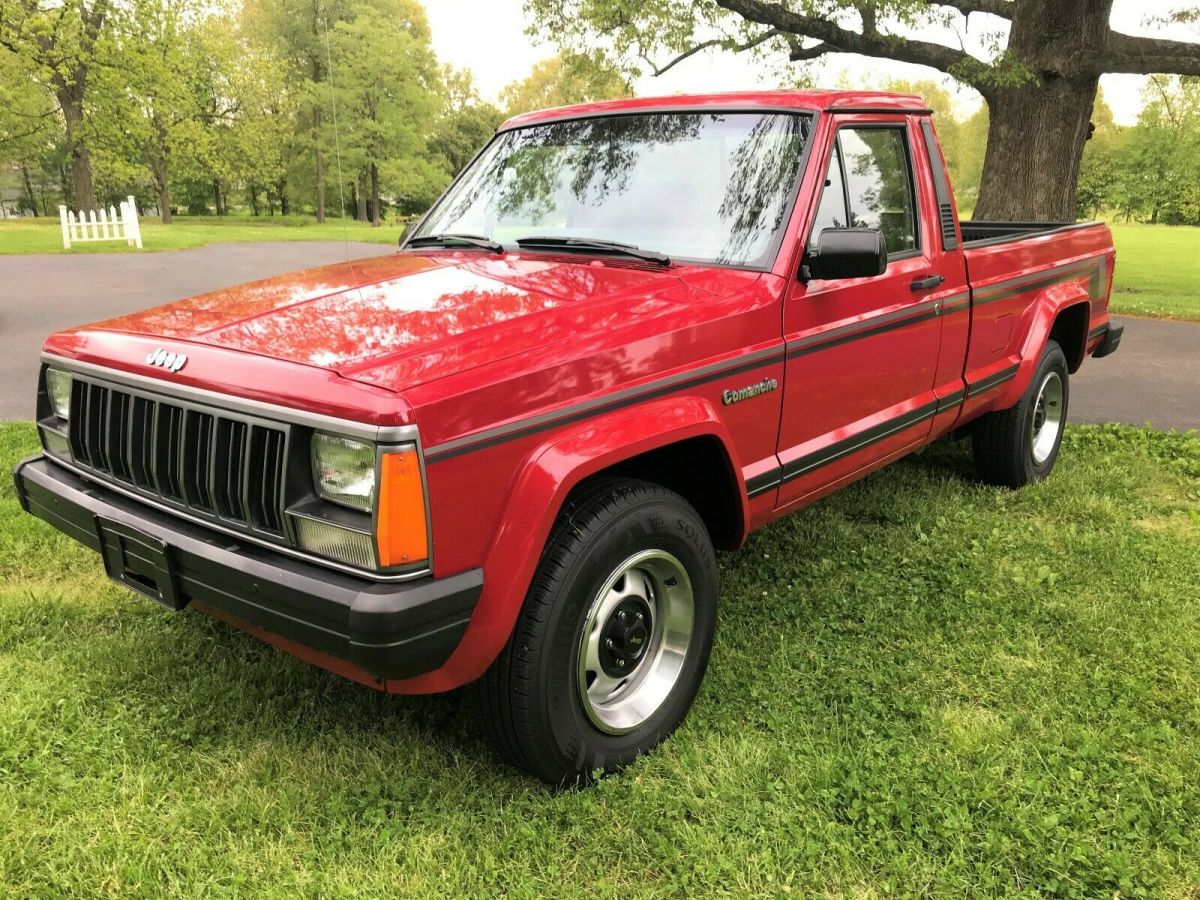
[
  {"xmin": 475, "ymin": 478, "xmax": 718, "ymax": 786},
  {"xmin": 973, "ymin": 340, "xmax": 1069, "ymax": 488}
]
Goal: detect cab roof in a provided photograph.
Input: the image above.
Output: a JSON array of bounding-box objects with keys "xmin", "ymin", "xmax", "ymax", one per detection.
[{"xmin": 500, "ymin": 90, "xmax": 931, "ymax": 131}]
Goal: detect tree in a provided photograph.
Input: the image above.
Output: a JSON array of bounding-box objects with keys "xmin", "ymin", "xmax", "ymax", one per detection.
[
  {"xmin": 429, "ymin": 68, "xmax": 504, "ymax": 178},
  {"xmin": 246, "ymin": 0, "xmax": 354, "ymax": 222},
  {"xmin": 1109, "ymin": 76, "xmax": 1200, "ymax": 224},
  {"xmin": 500, "ymin": 53, "xmax": 631, "ymax": 117},
  {"xmin": 325, "ymin": 0, "xmax": 440, "ymax": 226},
  {"xmin": 0, "ymin": 0, "xmax": 118, "ymax": 209},
  {"xmin": 1075, "ymin": 89, "xmax": 1122, "ymax": 219},
  {"xmin": 0, "ymin": 43, "xmax": 59, "ymax": 212},
  {"xmin": 525, "ymin": 0, "xmax": 1200, "ymax": 221}
]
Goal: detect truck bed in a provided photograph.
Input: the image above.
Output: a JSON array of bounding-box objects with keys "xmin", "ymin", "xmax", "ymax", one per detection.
[{"xmin": 960, "ymin": 220, "xmax": 1099, "ymax": 248}]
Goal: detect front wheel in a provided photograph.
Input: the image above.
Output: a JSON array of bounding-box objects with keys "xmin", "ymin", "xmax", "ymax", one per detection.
[
  {"xmin": 475, "ymin": 478, "xmax": 718, "ymax": 786},
  {"xmin": 972, "ymin": 340, "xmax": 1069, "ymax": 488}
]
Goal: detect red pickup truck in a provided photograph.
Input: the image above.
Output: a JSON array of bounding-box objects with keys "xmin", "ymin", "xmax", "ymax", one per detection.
[{"xmin": 15, "ymin": 90, "xmax": 1122, "ymax": 784}]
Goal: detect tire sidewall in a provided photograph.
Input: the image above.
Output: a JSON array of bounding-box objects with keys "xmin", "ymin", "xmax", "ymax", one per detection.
[
  {"xmin": 537, "ymin": 493, "xmax": 718, "ymax": 775},
  {"xmin": 1018, "ymin": 341, "xmax": 1070, "ymax": 482}
]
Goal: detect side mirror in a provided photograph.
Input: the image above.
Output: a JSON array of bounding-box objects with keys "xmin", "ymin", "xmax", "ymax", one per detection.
[
  {"xmin": 804, "ymin": 228, "xmax": 887, "ymax": 281},
  {"xmin": 398, "ymin": 221, "xmax": 415, "ymax": 247}
]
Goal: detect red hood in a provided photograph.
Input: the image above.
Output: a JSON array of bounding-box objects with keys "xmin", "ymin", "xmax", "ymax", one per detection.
[{"xmin": 79, "ymin": 251, "xmax": 714, "ymax": 391}]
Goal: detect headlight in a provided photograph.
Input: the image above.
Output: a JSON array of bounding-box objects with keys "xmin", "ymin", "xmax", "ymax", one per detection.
[
  {"xmin": 311, "ymin": 432, "xmax": 376, "ymax": 512},
  {"xmin": 45, "ymin": 368, "xmax": 72, "ymax": 420},
  {"xmin": 296, "ymin": 435, "xmax": 430, "ymax": 572}
]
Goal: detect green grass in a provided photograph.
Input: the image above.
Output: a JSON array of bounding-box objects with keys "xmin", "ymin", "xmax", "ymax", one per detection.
[
  {"xmin": 0, "ymin": 215, "xmax": 400, "ymax": 255},
  {"xmin": 2, "ymin": 422, "xmax": 1199, "ymax": 896},
  {"xmin": 1108, "ymin": 223, "xmax": 1200, "ymax": 321}
]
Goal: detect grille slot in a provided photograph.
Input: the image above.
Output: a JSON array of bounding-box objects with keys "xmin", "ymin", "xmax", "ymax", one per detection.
[{"xmin": 66, "ymin": 378, "xmax": 288, "ymax": 537}]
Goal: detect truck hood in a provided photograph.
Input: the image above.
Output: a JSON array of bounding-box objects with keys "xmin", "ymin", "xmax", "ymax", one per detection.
[{"xmin": 84, "ymin": 251, "xmax": 713, "ymax": 391}]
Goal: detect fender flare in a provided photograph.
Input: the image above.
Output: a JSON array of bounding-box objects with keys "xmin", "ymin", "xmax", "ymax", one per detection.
[
  {"xmin": 995, "ymin": 288, "xmax": 1092, "ymax": 410},
  {"xmin": 389, "ymin": 394, "xmax": 745, "ymax": 693}
]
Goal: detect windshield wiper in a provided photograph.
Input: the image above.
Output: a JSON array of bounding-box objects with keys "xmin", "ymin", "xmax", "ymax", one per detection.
[
  {"xmin": 405, "ymin": 233, "xmax": 504, "ymax": 254},
  {"xmin": 515, "ymin": 236, "xmax": 670, "ymax": 266}
]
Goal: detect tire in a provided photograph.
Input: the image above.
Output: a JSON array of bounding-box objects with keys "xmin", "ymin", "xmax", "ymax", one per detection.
[
  {"xmin": 475, "ymin": 478, "xmax": 719, "ymax": 786},
  {"xmin": 972, "ymin": 340, "xmax": 1069, "ymax": 488}
]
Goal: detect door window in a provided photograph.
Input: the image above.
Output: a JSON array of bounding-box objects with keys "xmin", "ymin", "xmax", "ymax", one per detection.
[{"xmin": 809, "ymin": 127, "xmax": 920, "ymax": 258}]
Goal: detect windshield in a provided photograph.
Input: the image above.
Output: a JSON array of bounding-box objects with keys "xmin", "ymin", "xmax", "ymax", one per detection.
[{"xmin": 414, "ymin": 111, "xmax": 813, "ymax": 268}]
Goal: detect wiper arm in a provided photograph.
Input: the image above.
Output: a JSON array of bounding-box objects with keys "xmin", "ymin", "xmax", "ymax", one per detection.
[
  {"xmin": 515, "ymin": 236, "xmax": 670, "ymax": 266},
  {"xmin": 405, "ymin": 233, "xmax": 504, "ymax": 254}
]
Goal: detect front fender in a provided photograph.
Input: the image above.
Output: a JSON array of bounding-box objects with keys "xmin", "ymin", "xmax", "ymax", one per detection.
[{"xmin": 388, "ymin": 394, "xmax": 742, "ymax": 693}]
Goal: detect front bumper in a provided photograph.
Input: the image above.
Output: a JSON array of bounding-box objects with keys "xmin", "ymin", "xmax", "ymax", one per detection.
[{"xmin": 13, "ymin": 456, "xmax": 481, "ymax": 682}]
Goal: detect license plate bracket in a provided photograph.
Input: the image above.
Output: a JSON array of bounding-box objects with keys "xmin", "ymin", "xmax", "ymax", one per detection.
[{"xmin": 94, "ymin": 517, "xmax": 187, "ymax": 611}]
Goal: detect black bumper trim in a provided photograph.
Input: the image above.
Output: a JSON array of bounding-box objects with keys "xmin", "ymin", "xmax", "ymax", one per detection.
[
  {"xmin": 14, "ymin": 455, "xmax": 482, "ymax": 681},
  {"xmin": 1092, "ymin": 323, "xmax": 1123, "ymax": 358}
]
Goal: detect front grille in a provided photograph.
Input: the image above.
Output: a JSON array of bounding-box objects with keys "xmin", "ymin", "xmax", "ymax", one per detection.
[{"xmin": 68, "ymin": 377, "xmax": 288, "ymax": 536}]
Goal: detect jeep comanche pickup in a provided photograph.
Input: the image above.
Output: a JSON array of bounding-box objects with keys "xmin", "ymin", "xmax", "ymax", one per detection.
[{"xmin": 14, "ymin": 90, "xmax": 1122, "ymax": 784}]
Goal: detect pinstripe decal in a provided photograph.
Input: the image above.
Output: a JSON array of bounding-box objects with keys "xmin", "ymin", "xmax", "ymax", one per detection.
[
  {"xmin": 747, "ymin": 400, "xmax": 943, "ymax": 498},
  {"xmin": 966, "ymin": 364, "xmax": 1020, "ymax": 399},
  {"xmin": 971, "ymin": 255, "xmax": 1107, "ymax": 307},
  {"xmin": 425, "ymin": 256, "xmax": 1107, "ymax": 465},
  {"xmin": 424, "ymin": 346, "xmax": 785, "ymax": 462}
]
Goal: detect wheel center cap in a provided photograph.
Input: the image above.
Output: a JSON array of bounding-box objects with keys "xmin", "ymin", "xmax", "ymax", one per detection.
[{"xmin": 599, "ymin": 598, "xmax": 652, "ymax": 677}]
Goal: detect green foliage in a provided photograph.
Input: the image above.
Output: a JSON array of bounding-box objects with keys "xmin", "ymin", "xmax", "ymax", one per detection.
[
  {"xmin": 1106, "ymin": 77, "xmax": 1200, "ymax": 225},
  {"xmin": 428, "ymin": 68, "xmax": 505, "ymax": 178},
  {"xmin": 500, "ymin": 52, "xmax": 632, "ymax": 117},
  {"xmin": 2, "ymin": 421, "xmax": 1200, "ymax": 895},
  {"xmin": 1076, "ymin": 90, "xmax": 1122, "ymax": 219}
]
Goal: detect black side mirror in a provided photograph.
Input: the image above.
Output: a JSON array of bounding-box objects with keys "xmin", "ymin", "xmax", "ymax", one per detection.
[
  {"xmin": 398, "ymin": 221, "xmax": 415, "ymax": 247},
  {"xmin": 804, "ymin": 228, "xmax": 887, "ymax": 281}
]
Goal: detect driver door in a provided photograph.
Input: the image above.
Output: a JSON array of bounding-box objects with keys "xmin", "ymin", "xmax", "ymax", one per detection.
[{"xmin": 775, "ymin": 117, "xmax": 945, "ymax": 508}]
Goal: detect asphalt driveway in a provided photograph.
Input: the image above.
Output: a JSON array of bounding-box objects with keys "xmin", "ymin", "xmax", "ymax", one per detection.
[
  {"xmin": 0, "ymin": 241, "xmax": 394, "ymax": 420},
  {"xmin": 0, "ymin": 242, "xmax": 1195, "ymax": 430}
]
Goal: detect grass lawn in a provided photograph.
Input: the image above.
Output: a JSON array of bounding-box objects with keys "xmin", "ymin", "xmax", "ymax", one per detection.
[
  {"xmin": 0, "ymin": 215, "xmax": 399, "ymax": 255},
  {"xmin": 1108, "ymin": 223, "xmax": 1200, "ymax": 321},
  {"xmin": 2, "ymin": 421, "xmax": 1199, "ymax": 896}
]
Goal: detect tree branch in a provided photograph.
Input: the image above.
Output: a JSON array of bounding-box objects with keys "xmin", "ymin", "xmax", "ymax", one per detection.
[
  {"xmin": 643, "ymin": 27, "xmax": 783, "ymax": 77},
  {"xmin": 929, "ymin": 0, "xmax": 1012, "ymax": 19},
  {"xmin": 788, "ymin": 40, "xmax": 836, "ymax": 62},
  {"xmin": 1099, "ymin": 30, "xmax": 1200, "ymax": 76},
  {"xmin": 713, "ymin": 0, "xmax": 983, "ymax": 84}
]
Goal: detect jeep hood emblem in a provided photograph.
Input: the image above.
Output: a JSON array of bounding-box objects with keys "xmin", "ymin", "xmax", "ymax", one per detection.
[{"xmin": 146, "ymin": 348, "xmax": 188, "ymax": 373}]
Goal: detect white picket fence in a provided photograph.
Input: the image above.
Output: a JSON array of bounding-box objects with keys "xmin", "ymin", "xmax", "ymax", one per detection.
[{"xmin": 59, "ymin": 196, "xmax": 143, "ymax": 249}]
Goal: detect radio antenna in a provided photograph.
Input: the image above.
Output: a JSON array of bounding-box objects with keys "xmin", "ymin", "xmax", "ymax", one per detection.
[{"xmin": 319, "ymin": 2, "xmax": 354, "ymax": 269}]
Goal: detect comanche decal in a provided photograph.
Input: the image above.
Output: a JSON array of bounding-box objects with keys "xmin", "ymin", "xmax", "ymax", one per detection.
[{"xmin": 722, "ymin": 378, "xmax": 778, "ymax": 406}]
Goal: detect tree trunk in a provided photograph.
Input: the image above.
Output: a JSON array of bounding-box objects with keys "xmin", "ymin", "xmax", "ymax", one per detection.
[
  {"xmin": 249, "ymin": 186, "xmax": 260, "ymax": 217},
  {"xmin": 355, "ymin": 171, "xmax": 368, "ymax": 221},
  {"xmin": 213, "ymin": 180, "xmax": 224, "ymax": 216},
  {"xmin": 369, "ymin": 163, "xmax": 381, "ymax": 227},
  {"xmin": 159, "ymin": 180, "xmax": 172, "ymax": 225},
  {"xmin": 972, "ymin": 0, "xmax": 1112, "ymax": 221},
  {"xmin": 973, "ymin": 77, "xmax": 1098, "ymax": 221},
  {"xmin": 278, "ymin": 179, "xmax": 290, "ymax": 216},
  {"xmin": 20, "ymin": 164, "xmax": 38, "ymax": 216},
  {"xmin": 314, "ymin": 109, "xmax": 326, "ymax": 223},
  {"xmin": 58, "ymin": 86, "xmax": 96, "ymax": 211}
]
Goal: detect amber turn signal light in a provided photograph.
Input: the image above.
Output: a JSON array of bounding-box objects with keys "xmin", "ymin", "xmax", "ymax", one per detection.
[{"xmin": 376, "ymin": 449, "xmax": 429, "ymax": 567}]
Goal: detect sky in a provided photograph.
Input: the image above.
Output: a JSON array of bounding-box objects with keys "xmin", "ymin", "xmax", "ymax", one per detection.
[{"xmin": 424, "ymin": 1, "xmax": 1198, "ymax": 125}]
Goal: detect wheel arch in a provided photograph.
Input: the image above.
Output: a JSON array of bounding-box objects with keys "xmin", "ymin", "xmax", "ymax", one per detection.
[
  {"xmin": 1048, "ymin": 301, "xmax": 1092, "ymax": 373},
  {"xmin": 389, "ymin": 394, "xmax": 747, "ymax": 693}
]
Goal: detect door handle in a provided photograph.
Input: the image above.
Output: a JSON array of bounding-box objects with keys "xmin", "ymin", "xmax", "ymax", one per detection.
[{"xmin": 910, "ymin": 274, "xmax": 945, "ymax": 292}]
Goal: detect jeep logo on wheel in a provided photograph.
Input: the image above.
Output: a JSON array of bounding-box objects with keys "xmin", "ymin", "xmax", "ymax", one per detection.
[{"xmin": 145, "ymin": 348, "xmax": 187, "ymax": 373}]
